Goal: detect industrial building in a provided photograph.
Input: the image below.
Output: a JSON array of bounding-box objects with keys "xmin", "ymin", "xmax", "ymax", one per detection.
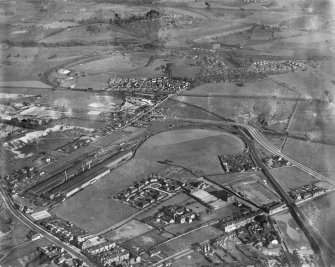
[
  {"xmin": 26, "ymin": 150, "xmax": 133, "ymax": 199},
  {"xmin": 47, "ymin": 167, "xmax": 110, "ymax": 199}
]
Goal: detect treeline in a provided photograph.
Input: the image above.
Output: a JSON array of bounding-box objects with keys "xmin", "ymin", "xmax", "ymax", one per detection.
[
  {"xmin": 78, "ymin": 9, "xmax": 161, "ymax": 26},
  {"xmin": 2, "ymin": 117, "xmax": 51, "ymax": 129},
  {"xmin": 1, "ymin": 39, "xmax": 141, "ymax": 47}
]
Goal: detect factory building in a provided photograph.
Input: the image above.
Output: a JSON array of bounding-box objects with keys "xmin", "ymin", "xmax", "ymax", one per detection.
[{"xmin": 27, "ymin": 150, "xmax": 133, "ymax": 200}]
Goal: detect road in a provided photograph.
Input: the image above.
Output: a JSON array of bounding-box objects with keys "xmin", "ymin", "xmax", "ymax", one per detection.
[
  {"xmin": 237, "ymin": 128, "xmax": 335, "ymax": 266},
  {"xmin": 171, "ymin": 116, "xmax": 335, "ymax": 186},
  {"xmin": 178, "ymin": 93, "xmax": 327, "ymax": 103},
  {"xmin": 0, "ymin": 184, "xmax": 95, "ymax": 267},
  {"xmin": 149, "ymin": 248, "xmax": 193, "ymax": 267},
  {"xmin": 94, "ymin": 192, "xmax": 177, "ymax": 237}
]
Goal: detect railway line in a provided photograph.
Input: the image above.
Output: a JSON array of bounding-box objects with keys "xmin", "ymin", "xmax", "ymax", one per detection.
[
  {"xmin": 238, "ymin": 128, "xmax": 335, "ymax": 266},
  {"xmin": 171, "ymin": 116, "xmax": 335, "ymax": 186}
]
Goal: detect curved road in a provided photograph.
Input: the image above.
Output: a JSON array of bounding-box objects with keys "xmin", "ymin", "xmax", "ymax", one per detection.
[
  {"xmin": 171, "ymin": 116, "xmax": 335, "ymax": 186},
  {"xmin": 0, "ymin": 184, "xmax": 95, "ymax": 267},
  {"xmin": 238, "ymin": 128, "xmax": 335, "ymax": 266}
]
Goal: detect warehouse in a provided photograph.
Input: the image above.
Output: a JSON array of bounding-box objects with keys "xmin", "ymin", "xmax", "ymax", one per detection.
[
  {"xmin": 48, "ymin": 167, "xmax": 110, "ymax": 199},
  {"xmin": 45, "ymin": 150, "xmax": 133, "ymax": 199},
  {"xmin": 27, "ymin": 150, "xmax": 133, "ymax": 198}
]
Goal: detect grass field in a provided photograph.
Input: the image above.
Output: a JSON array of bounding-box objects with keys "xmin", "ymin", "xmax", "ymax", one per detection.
[
  {"xmin": 274, "ymin": 211, "xmax": 311, "ymax": 252},
  {"xmin": 0, "ymin": 238, "xmax": 53, "ymax": 267},
  {"xmin": 232, "ymin": 179, "xmax": 280, "ymax": 205},
  {"xmin": 102, "ymin": 219, "xmax": 153, "ymax": 243},
  {"xmin": 161, "ymin": 99, "xmax": 222, "ymax": 121},
  {"xmin": 288, "ymin": 100, "xmax": 335, "ymax": 142},
  {"xmin": 51, "ymin": 158, "xmax": 165, "ymax": 233},
  {"xmin": 271, "ymin": 70, "xmax": 334, "ymax": 99},
  {"xmin": 184, "ymin": 79, "xmax": 298, "ymax": 98},
  {"xmin": 270, "ymin": 166, "xmax": 319, "ymax": 190},
  {"xmin": 282, "ymin": 138, "xmax": 335, "ymax": 182},
  {"xmin": 136, "ymin": 129, "xmax": 244, "ymax": 175},
  {"xmin": 300, "ymin": 191, "xmax": 335, "ymax": 249},
  {"xmin": 171, "ymin": 251, "xmax": 209, "ymax": 267},
  {"xmin": 173, "ymin": 95, "xmax": 296, "ymax": 131},
  {"xmin": 121, "ymin": 229, "xmax": 168, "ymax": 254},
  {"xmin": 71, "ymin": 52, "xmax": 164, "ymax": 79},
  {"xmin": 156, "ymin": 226, "xmax": 223, "ymax": 257}
]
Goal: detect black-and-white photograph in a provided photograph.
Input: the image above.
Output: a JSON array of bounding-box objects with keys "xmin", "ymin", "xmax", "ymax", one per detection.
[{"xmin": 0, "ymin": 0, "xmax": 335, "ymax": 266}]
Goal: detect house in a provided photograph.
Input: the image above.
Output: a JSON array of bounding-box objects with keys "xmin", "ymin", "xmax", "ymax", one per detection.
[
  {"xmin": 81, "ymin": 237, "xmax": 106, "ymax": 250},
  {"xmin": 86, "ymin": 241, "xmax": 116, "ymax": 255},
  {"xmin": 29, "ymin": 232, "xmax": 43, "ymax": 241}
]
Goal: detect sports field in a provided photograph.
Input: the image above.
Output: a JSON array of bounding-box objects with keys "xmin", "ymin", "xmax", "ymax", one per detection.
[
  {"xmin": 232, "ymin": 180, "xmax": 280, "ymax": 205},
  {"xmin": 102, "ymin": 219, "xmax": 153, "ymax": 243}
]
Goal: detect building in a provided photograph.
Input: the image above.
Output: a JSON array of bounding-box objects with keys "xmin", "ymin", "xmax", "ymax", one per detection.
[
  {"xmin": 27, "ymin": 150, "xmax": 132, "ymax": 199},
  {"xmin": 81, "ymin": 237, "xmax": 106, "ymax": 250},
  {"xmin": 29, "ymin": 232, "xmax": 43, "ymax": 241},
  {"xmin": 49, "ymin": 167, "xmax": 110, "ymax": 199},
  {"xmin": 85, "ymin": 241, "xmax": 116, "ymax": 255},
  {"xmin": 100, "ymin": 248, "xmax": 130, "ymax": 265},
  {"xmin": 263, "ymin": 202, "xmax": 286, "ymax": 215}
]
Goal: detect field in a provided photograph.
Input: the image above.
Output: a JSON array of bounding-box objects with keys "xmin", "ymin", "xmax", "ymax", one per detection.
[
  {"xmin": 184, "ymin": 79, "xmax": 298, "ymax": 98},
  {"xmin": 271, "ymin": 70, "xmax": 334, "ymax": 99},
  {"xmin": 0, "ymin": 238, "xmax": 53, "ymax": 267},
  {"xmin": 172, "ymin": 95, "xmax": 296, "ymax": 131},
  {"xmin": 71, "ymin": 52, "xmax": 165, "ymax": 78},
  {"xmin": 231, "ymin": 178, "xmax": 280, "ymax": 205},
  {"xmin": 287, "ymin": 100, "xmax": 335, "ymax": 142},
  {"xmin": 274, "ymin": 211, "xmax": 311, "ymax": 252},
  {"xmin": 215, "ymin": 30, "xmax": 250, "ymax": 46},
  {"xmin": 282, "ymin": 138, "xmax": 335, "ymax": 182},
  {"xmin": 121, "ymin": 229, "xmax": 168, "ymax": 254},
  {"xmin": 300, "ymin": 191, "xmax": 335, "ymax": 249},
  {"xmin": 102, "ymin": 219, "xmax": 153, "ymax": 243},
  {"xmin": 2, "ymin": 0, "xmax": 335, "ymax": 264},
  {"xmin": 171, "ymin": 251, "xmax": 210, "ymax": 267},
  {"xmin": 169, "ymin": 59, "xmax": 201, "ymax": 80},
  {"xmin": 207, "ymin": 172, "xmax": 264, "ymax": 186},
  {"xmin": 161, "ymin": 99, "xmax": 222, "ymax": 121},
  {"xmin": 155, "ymin": 226, "xmax": 223, "ymax": 257},
  {"xmin": 270, "ymin": 166, "xmax": 319, "ymax": 190},
  {"xmin": 136, "ymin": 128, "xmax": 244, "ymax": 175},
  {"xmin": 51, "ymin": 158, "xmax": 165, "ymax": 233}
]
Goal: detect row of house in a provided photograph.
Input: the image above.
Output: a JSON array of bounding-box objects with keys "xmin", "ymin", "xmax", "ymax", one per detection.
[
  {"xmin": 116, "ymin": 175, "xmax": 183, "ymax": 209},
  {"xmin": 85, "ymin": 245, "xmax": 141, "ymax": 266},
  {"xmin": 289, "ymin": 184, "xmax": 325, "ymax": 202},
  {"xmin": 3, "ymin": 166, "xmax": 45, "ymax": 198},
  {"xmin": 38, "ymin": 245, "xmax": 82, "ymax": 267},
  {"xmin": 250, "ymin": 60, "xmax": 306, "ymax": 73},
  {"xmin": 39, "ymin": 218, "xmax": 86, "ymax": 246},
  {"xmin": 107, "ymin": 76, "xmax": 190, "ymax": 93},
  {"xmin": 217, "ymin": 210, "xmax": 263, "ymax": 233}
]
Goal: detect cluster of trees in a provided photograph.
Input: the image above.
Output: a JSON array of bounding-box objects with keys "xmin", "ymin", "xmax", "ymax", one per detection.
[
  {"xmin": 4, "ymin": 118, "xmax": 40, "ymax": 129},
  {"xmin": 78, "ymin": 9, "xmax": 160, "ymax": 27}
]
